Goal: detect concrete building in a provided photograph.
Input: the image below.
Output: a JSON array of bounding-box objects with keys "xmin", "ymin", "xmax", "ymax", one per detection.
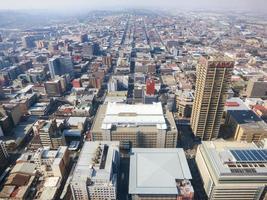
[
  {"xmin": 246, "ymin": 78, "xmax": 267, "ymax": 98},
  {"xmin": 44, "ymin": 79, "xmax": 64, "ymax": 97},
  {"xmin": 104, "ymin": 91, "xmax": 127, "ymax": 104},
  {"xmin": 29, "ymin": 102, "xmax": 51, "ymax": 116},
  {"xmin": 0, "ymin": 162, "xmax": 37, "ymax": 199},
  {"xmin": 0, "ymin": 103, "xmax": 22, "ymax": 126},
  {"xmin": 82, "ymin": 43, "xmax": 93, "ymax": 59},
  {"xmin": 80, "ymin": 33, "xmax": 89, "ymax": 43},
  {"xmin": 33, "ymin": 146, "xmax": 69, "ymax": 178},
  {"xmin": 102, "ymin": 54, "xmax": 112, "ymax": 67},
  {"xmin": 49, "ymin": 56, "xmax": 73, "ymax": 79},
  {"xmin": 70, "ymin": 141, "xmax": 120, "ymax": 200},
  {"xmin": 108, "ymin": 75, "xmax": 129, "ymax": 92},
  {"xmin": 143, "ymin": 93, "xmax": 158, "ymax": 104},
  {"xmin": 129, "ymin": 148, "xmax": 194, "ymax": 200},
  {"xmin": 91, "ymin": 102, "xmax": 178, "ymax": 148},
  {"xmin": 33, "ymin": 119, "xmax": 65, "ymax": 149},
  {"xmin": 225, "ymin": 110, "xmax": 267, "ymax": 143},
  {"xmin": 0, "ymin": 140, "xmax": 8, "ymax": 171},
  {"xmin": 0, "ymin": 114, "xmax": 13, "ymax": 136},
  {"xmin": 26, "ymin": 66, "xmax": 46, "ymax": 83},
  {"xmin": 196, "ymin": 141, "xmax": 267, "ymax": 200},
  {"xmin": 191, "ymin": 55, "xmax": 234, "ymax": 140},
  {"xmin": 22, "ymin": 35, "xmax": 36, "ymax": 49},
  {"xmin": 176, "ymin": 90, "xmax": 194, "ymax": 118}
]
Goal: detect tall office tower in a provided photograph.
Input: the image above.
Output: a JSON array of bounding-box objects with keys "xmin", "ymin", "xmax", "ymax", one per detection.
[
  {"xmin": 80, "ymin": 33, "xmax": 89, "ymax": 43},
  {"xmin": 0, "ymin": 34, "xmax": 2, "ymax": 42},
  {"xmin": 22, "ymin": 35, "xmax": 36, "ymax": 49},
  {"xmin": 81, "ymin": 43, "xmax": 93, "ymax": 59},
  {"xmin": 191, "ymin": 55, "xmax": 234, "ymax": 140},
  {"xmin": 49, "ymin": 56, "xmax": 74, "ymax": 79},
  {"xmin": 196, "ymin": 141, "xmax": 267, "ymax": 200},
  {"xmin": 0, "ymin": 140, "xmax": 8, "ymax": 170},
  {"xmin": 70, "ymin": 141, "xmax": 120, "ymax": 200}
]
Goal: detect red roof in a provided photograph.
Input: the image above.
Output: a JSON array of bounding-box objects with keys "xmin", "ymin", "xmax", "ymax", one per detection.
[
  {"xmin": 225, "ymin": 102, "xmax": 240, "ymax": 107},
  {"xmin": 253, "ymin": 105, "xmax": 267, "ymax": 114}
]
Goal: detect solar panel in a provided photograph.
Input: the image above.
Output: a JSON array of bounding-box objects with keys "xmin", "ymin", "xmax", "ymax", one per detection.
[{"xmin": 230, "ymin": 149, "xmax": 267, "ymax": 163}]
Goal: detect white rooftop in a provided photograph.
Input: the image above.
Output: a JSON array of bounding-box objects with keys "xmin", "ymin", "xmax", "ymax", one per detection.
[
  {"xmin": 200, "ymin": 141, "xmax": 267, "ymax": 177},
  {"xmin": 44, "ymin": 177, "xmax": 61, "ymax": 188},
  {"xmin": 129, "ymin": 148, "xmax": 192, "ymax": 195},
  {"xmin": 67, "ymin": 117, "xmax": 87, "ymax": 126},
  {"xmin": 102, "ymin": 102, "xmax": 167, "ymax": 130},
  {"xmin": 71, "ymin": 141, "xmax": 119, "ymax": 184}
]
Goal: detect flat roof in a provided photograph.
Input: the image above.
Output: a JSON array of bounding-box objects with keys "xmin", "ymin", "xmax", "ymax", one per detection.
[
  {"xmin": 228, "ymin": 110, "xmax": 267, "ymax": 131},
  {"xmin": 44, "ymin": 177, "xmax": 61, "ymax": 188},
  {"xmin": 101, "ymin": 102, "xmax": 167, "ymax": 130},
  {"xmin": 225, "ymin": 98, "xmax": 250, "ymax": 111},
  {"xmin": 200, "ymin": 141, "xmax": 267, "ymax": 178},
  {"xmin": 129, "ymin": 148, "xmax": 192, "ymax": 195},
  {"xmin": 67, "ymin": 117, "xmax": 86, "ymax": 126},
  {"xmin": 71, "ymin": 141, "xmax": 119, "ymax": 184},
  {"xmin": 11, "ymin": 163, "xmax": 36, "ymax": 175}
]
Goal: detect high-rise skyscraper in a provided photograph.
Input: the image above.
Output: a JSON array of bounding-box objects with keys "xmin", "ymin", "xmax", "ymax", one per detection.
[
  {"xmin": 80, "ymin": 33, "xmax": 89, "ymax": 43},
  {"xmin": 22, "ymin": 35, "xmax": 36, "ymax": 49},
  {"xmin": 191, "ymin": 55, "xmax": 234, "ymax": 140},
  {"xmin": 49, "ymin": 56, "xmax": 74, "ymax": 79},
  {"xmin": 81, "ymin": 43, "xmax": 93, "ymax": 59}
]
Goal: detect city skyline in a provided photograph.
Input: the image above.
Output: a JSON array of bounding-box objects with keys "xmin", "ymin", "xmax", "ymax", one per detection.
[{"xmin": 0, "ymin": 0, "xmax": 267, "ymax": 12}]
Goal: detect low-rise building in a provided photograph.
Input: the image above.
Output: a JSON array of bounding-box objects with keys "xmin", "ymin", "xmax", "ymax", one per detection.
[
  {"xmin": 0, "ymin": 162, "xmax": 37, "ymax": 200},
  {"xmin": 225, "ymin": 110, "xmax": 267, "ymax": 143},
  {"xmin": 33, "ymin": 146, "xmax": 70, "ymax": 178},
  {"xmin": 246, "ymin": 78, "xmax": 267, "ymax": 98}
]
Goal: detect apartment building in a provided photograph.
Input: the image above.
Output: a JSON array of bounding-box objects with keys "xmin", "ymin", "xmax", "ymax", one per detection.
[
  {"xmin": 191, "ymin": 55, "xmax": 234, "ymax": 140},
  {"xmin": 70, "ymin": 141, "xmax": 120, "ymax": 200}
]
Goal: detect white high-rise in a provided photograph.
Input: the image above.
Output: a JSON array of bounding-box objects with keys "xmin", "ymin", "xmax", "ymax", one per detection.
[
  {"xmin": 70, "ymin": 141, "xmax": 120, "ymax": 200},
  {"xmin": 196, "ymin": 140, "xmax": 267, "ymax": 200}
]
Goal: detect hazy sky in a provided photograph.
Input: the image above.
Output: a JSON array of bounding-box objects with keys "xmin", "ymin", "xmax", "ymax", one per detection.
[{"xmin": 0, "ymin": 0, "xmax": 267, "ymax": 12}]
